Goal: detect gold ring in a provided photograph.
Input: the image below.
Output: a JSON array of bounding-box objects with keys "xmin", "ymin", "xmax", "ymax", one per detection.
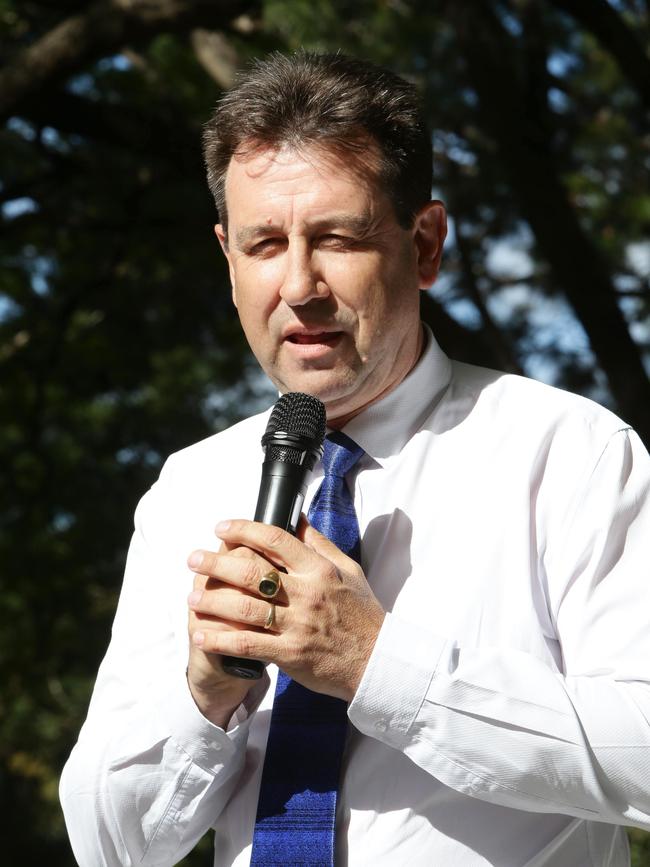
[
  {"xmin": 259, "ymin": 569, "xmax": 282, "ymax": 599},
  {"xmin": 263, "ymin": 604, "xmax": 275, "ymax": 630}
]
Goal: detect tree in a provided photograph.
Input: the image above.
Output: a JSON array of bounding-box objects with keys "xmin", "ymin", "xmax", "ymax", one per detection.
[
  {"xmin": 1, "ymin": 0, "xmax": 648, "ymax": 862},
  {"xmin": 260, "ymin": 0, "xmax": 650, "ymax": 437},
  {"xmin": 1, "ymin": 2, "xmax": 268, "ymax": 861}
]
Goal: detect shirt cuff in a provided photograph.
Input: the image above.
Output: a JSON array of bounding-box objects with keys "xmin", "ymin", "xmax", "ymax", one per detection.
[
  {"xmin": 348, "ymin": 611, "xmax": 448, "ymax": 748},
  {"xmin": 156, "ymin": 666, "xmax": 270, "ymax": 773}
]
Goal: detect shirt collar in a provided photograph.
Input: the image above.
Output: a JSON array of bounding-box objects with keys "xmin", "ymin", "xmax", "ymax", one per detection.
[{"xmin": 337, "ymin": 324, "xmax": 452, "ymax": 465}]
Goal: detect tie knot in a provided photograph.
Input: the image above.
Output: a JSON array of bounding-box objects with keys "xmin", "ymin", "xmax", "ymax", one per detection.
[{"xmin": 321, "ymin": 431, "xmax": 364, "ymax": 478}]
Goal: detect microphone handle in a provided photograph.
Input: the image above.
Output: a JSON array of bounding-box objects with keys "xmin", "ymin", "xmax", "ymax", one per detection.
[
  {"xmin": 221, "ymin": 460, "xmax": 308, "ymax": 679},
  {"xmin": 253, "ymin": 461, "xmax": 308, "ymax": 532}
]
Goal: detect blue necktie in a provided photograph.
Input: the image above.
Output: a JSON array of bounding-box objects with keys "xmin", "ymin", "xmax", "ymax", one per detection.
[{"xmin": 250, "ymin": 431, "xmax": 364, "ymax": 866}]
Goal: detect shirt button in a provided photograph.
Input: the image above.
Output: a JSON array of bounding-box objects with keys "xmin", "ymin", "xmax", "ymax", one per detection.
[
  {"xmin": 374, "ymin": 718, "xmax": 388, "ymax": 732},
  {"xmin": 214, "ymin": 742, "xmax": 222, "ymax": 752}
]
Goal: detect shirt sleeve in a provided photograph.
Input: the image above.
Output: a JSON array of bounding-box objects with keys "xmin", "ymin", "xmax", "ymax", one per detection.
[
  {"xmin": 349, "ymin": 427, "xmax": 650, "ymax": 829},
  {"xmin": 59, "ymin": 463, "xmax": 269, "ymax": 867}
]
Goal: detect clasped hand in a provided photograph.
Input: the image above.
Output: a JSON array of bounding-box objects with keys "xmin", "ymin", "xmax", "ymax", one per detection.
[{"xmin": 186, "ymin": 516, "xmax": 385, "ymax": 725}]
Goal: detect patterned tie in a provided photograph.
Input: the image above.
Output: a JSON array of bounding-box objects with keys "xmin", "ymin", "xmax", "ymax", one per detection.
[{"xmin": 250, "ymin": 431, "xmax": 364, "ymax": 866}]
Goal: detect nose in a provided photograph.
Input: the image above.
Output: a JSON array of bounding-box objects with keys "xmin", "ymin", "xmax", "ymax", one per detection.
[{"xmin": 279, "ymin": 242, "xmax": 329, "ymax": 307}]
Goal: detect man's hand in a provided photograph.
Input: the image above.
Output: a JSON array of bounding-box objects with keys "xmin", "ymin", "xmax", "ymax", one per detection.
[
  {"xmin": 186, "ymin": 554, "xmax": 261, "ymax": 728},
  {"xmin": 186, "ymin": 517, "xmax": 385, "ymax": 705}
]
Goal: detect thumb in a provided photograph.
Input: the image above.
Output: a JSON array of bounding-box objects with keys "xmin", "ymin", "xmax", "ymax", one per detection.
[
  {"xmin": 296, "ymin": 513, "xmax": 337, "ymax": 554},
  {"xmin": 296, "ymin": 514, "xmax": 363, "ymax": 577}
]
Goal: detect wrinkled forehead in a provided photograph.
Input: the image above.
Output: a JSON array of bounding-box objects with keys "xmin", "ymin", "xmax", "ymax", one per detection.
[{"xmin": 225, "ymin": 138, "xmax": 384, "ymax": 198}]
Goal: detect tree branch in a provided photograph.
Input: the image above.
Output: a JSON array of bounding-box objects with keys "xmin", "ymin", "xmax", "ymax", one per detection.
[
  {"xmin": 190, "ymin": 28, "xmax": 240, "ymax": 88},
  {"xmin": 547, "ymin": 0, "xmax": 650, "ymax": 110},
  {"xmin": 445, "ymin": 160, "xmax": 523, "ymax": 374},
  {"xmin": 451, "ymin": 2, "xmax": 650, "ymax": 442},
  {"xmin": 0, "ymin": 0, "xmax": 260, "ymax": 120},
  {"xmin": 18, "ymin": 89, "xmax": 201, "ymax": 165},
  {"xmin": 420, "ymin": 291, "xmax": 509, "ymax": 371}
]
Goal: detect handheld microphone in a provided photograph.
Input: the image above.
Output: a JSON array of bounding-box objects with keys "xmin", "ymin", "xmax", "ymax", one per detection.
[{"xmin": 221, "ymin": 392, "xmax": 326, "ymax": 679}]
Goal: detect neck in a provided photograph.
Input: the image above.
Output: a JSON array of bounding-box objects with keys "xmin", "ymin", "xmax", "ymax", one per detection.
[{"xmin": 327, "ymin": 324, "xmax": 425, "ymax": 430}]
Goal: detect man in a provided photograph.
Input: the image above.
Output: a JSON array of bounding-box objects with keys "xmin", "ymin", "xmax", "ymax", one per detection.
[{"xmin": 60, "ymin": 51, "xmax": 650, "ymax": 866}]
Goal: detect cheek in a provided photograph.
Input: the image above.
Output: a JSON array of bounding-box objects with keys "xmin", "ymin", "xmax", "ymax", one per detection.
[
  {"xmin": 325, "ymin": 252, "xmax": 384, "ymax": 307},
  {"xmin": 232, "ymin": 260, "xmax": 282, "ymax": 315},
  {"xmin": 353, "ymin": 260, "xmax": 417, "ymax": 336}
]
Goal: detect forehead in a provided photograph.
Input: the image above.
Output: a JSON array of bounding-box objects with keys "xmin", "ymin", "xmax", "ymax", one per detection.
[{"xmin": 223, "ymin": 142, "xmax": 385, "ymax": 220}]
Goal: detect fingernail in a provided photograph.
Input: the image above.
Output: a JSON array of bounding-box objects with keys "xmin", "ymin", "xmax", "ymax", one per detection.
[
  {"xmin": 188, "ymin": 551, "xmax": 203, "ymax": 568},
  {"xmin": 215, "ymin": 520, "xmax": 231, "ymax": 535},
  {"xmin": 187, "ymin": 590, "xmax": 202, "ymax": 607},
  {"xmin": 193, "ymin": 631, "xmax": 205, "ymax": 646}
]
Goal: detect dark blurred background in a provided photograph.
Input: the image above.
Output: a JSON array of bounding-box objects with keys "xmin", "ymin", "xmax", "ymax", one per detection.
[{"xmin": 1, "ymin": 0, "xmax": 649, "ymax": 863}]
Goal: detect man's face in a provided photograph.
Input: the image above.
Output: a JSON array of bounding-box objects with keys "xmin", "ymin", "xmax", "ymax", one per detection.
[{"xmin": 216, "ymin": 143, "xmax": 446, "ymax": 426}]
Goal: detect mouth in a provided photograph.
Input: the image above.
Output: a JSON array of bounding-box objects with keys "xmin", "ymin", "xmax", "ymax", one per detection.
[
  {"xmin": 282, "ymin": 328, "xmax": 345, "ymax": 358},
  {"xmin": 286, "ymin": 331, "xmax": 343, "ymax": 346}
]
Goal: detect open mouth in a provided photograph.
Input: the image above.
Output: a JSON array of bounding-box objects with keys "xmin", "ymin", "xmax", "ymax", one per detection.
[{"xmin": 287, "ymin": 332, "xmax": 342, "ymax": 345}]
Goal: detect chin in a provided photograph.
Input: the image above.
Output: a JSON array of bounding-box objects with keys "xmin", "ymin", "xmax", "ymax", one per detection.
[
  {"xmin": 272, "ymin": 361, "xmax": 348, "ymax": 393},
  {"xmin": 283, "ymin": 373, "xmax": 358, "ymax": 402}
]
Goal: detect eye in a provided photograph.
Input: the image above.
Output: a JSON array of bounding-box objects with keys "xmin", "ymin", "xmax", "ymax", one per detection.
[
  {"xmin": 318, "ymin": 234, "xmax": 354, "ymax": 249},
  {"xmin": 249, "ymin": 238, "xmax": 285, "ymax": 256}
]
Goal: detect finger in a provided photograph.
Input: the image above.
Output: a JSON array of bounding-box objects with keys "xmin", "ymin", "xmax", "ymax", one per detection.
[
  {"xmin": 192, "ymin": 571, "xmax": 246, "ymax": 606},
  {"xmin": 214, "ymin": 543, "xmax": 288, "ymax": 597},
  {"xmin": 187, "ymin": 551, "xmax": 289, "ymax": 600},
  {"xmin": 188, "ymin": 594, "xmax": 269, "ymax": 656},
  {"xmin": 188, "ymin": 586, "xmax": 283, "ymax": 632},
  {"xmin": 214, "ymin": 519, "xmax": 318, "ymax": 572},
  {"xmin": 192, "ymin": 626, "xmax": 278, "ymax": 663},
  {"xmin": 193, "ymin": 571, "xmax": 208, "ymax": 592},
  {"xmin": 217, "ymin": 536, "xmax": 267, "ymax": 563},
  {"xmin": 296, "ymin": 514, "xmax": 343, "ymax": 560},
  {"xmin": 297, "ymin": 515, "xmax": 364, "ymax": 580},
  {"xmin": 189, "ymin": 607, "xmax": 242, "ymax": 630}
]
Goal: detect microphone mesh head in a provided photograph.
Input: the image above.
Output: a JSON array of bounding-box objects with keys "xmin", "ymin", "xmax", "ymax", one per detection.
[{"xmin": 262, "ymin": 392, "xmax": 326, "ymax": 460}]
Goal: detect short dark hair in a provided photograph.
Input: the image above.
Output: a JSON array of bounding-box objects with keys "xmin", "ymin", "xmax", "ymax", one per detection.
[{"xmin": 203, "ymin": 51, "xmax": 432, "ymax": 230}]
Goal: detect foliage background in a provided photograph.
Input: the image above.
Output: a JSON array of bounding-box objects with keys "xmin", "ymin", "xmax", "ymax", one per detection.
[{"xmin": 1, "ymin": 0, "xmax": 649, "ymax": 863}]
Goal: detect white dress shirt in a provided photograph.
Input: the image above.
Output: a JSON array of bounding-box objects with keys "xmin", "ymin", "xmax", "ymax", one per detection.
[{"xmin": 60, "ymin": 327, "xmax": 650, "ymax": 866}]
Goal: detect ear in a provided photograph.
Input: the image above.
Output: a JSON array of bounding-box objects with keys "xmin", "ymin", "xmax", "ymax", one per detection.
[
  {"xmin": 413, "ymin": 201, "xmax": 447, "ymax": 289},
  {"xmin": 214, "ymin": 224, "xmax": 237, "ymax": 307}
]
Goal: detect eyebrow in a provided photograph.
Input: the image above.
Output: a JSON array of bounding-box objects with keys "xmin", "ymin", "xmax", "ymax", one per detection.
[{"xmin": 233, "ymin": 212, "xmax": 379, "ymax": 249}]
